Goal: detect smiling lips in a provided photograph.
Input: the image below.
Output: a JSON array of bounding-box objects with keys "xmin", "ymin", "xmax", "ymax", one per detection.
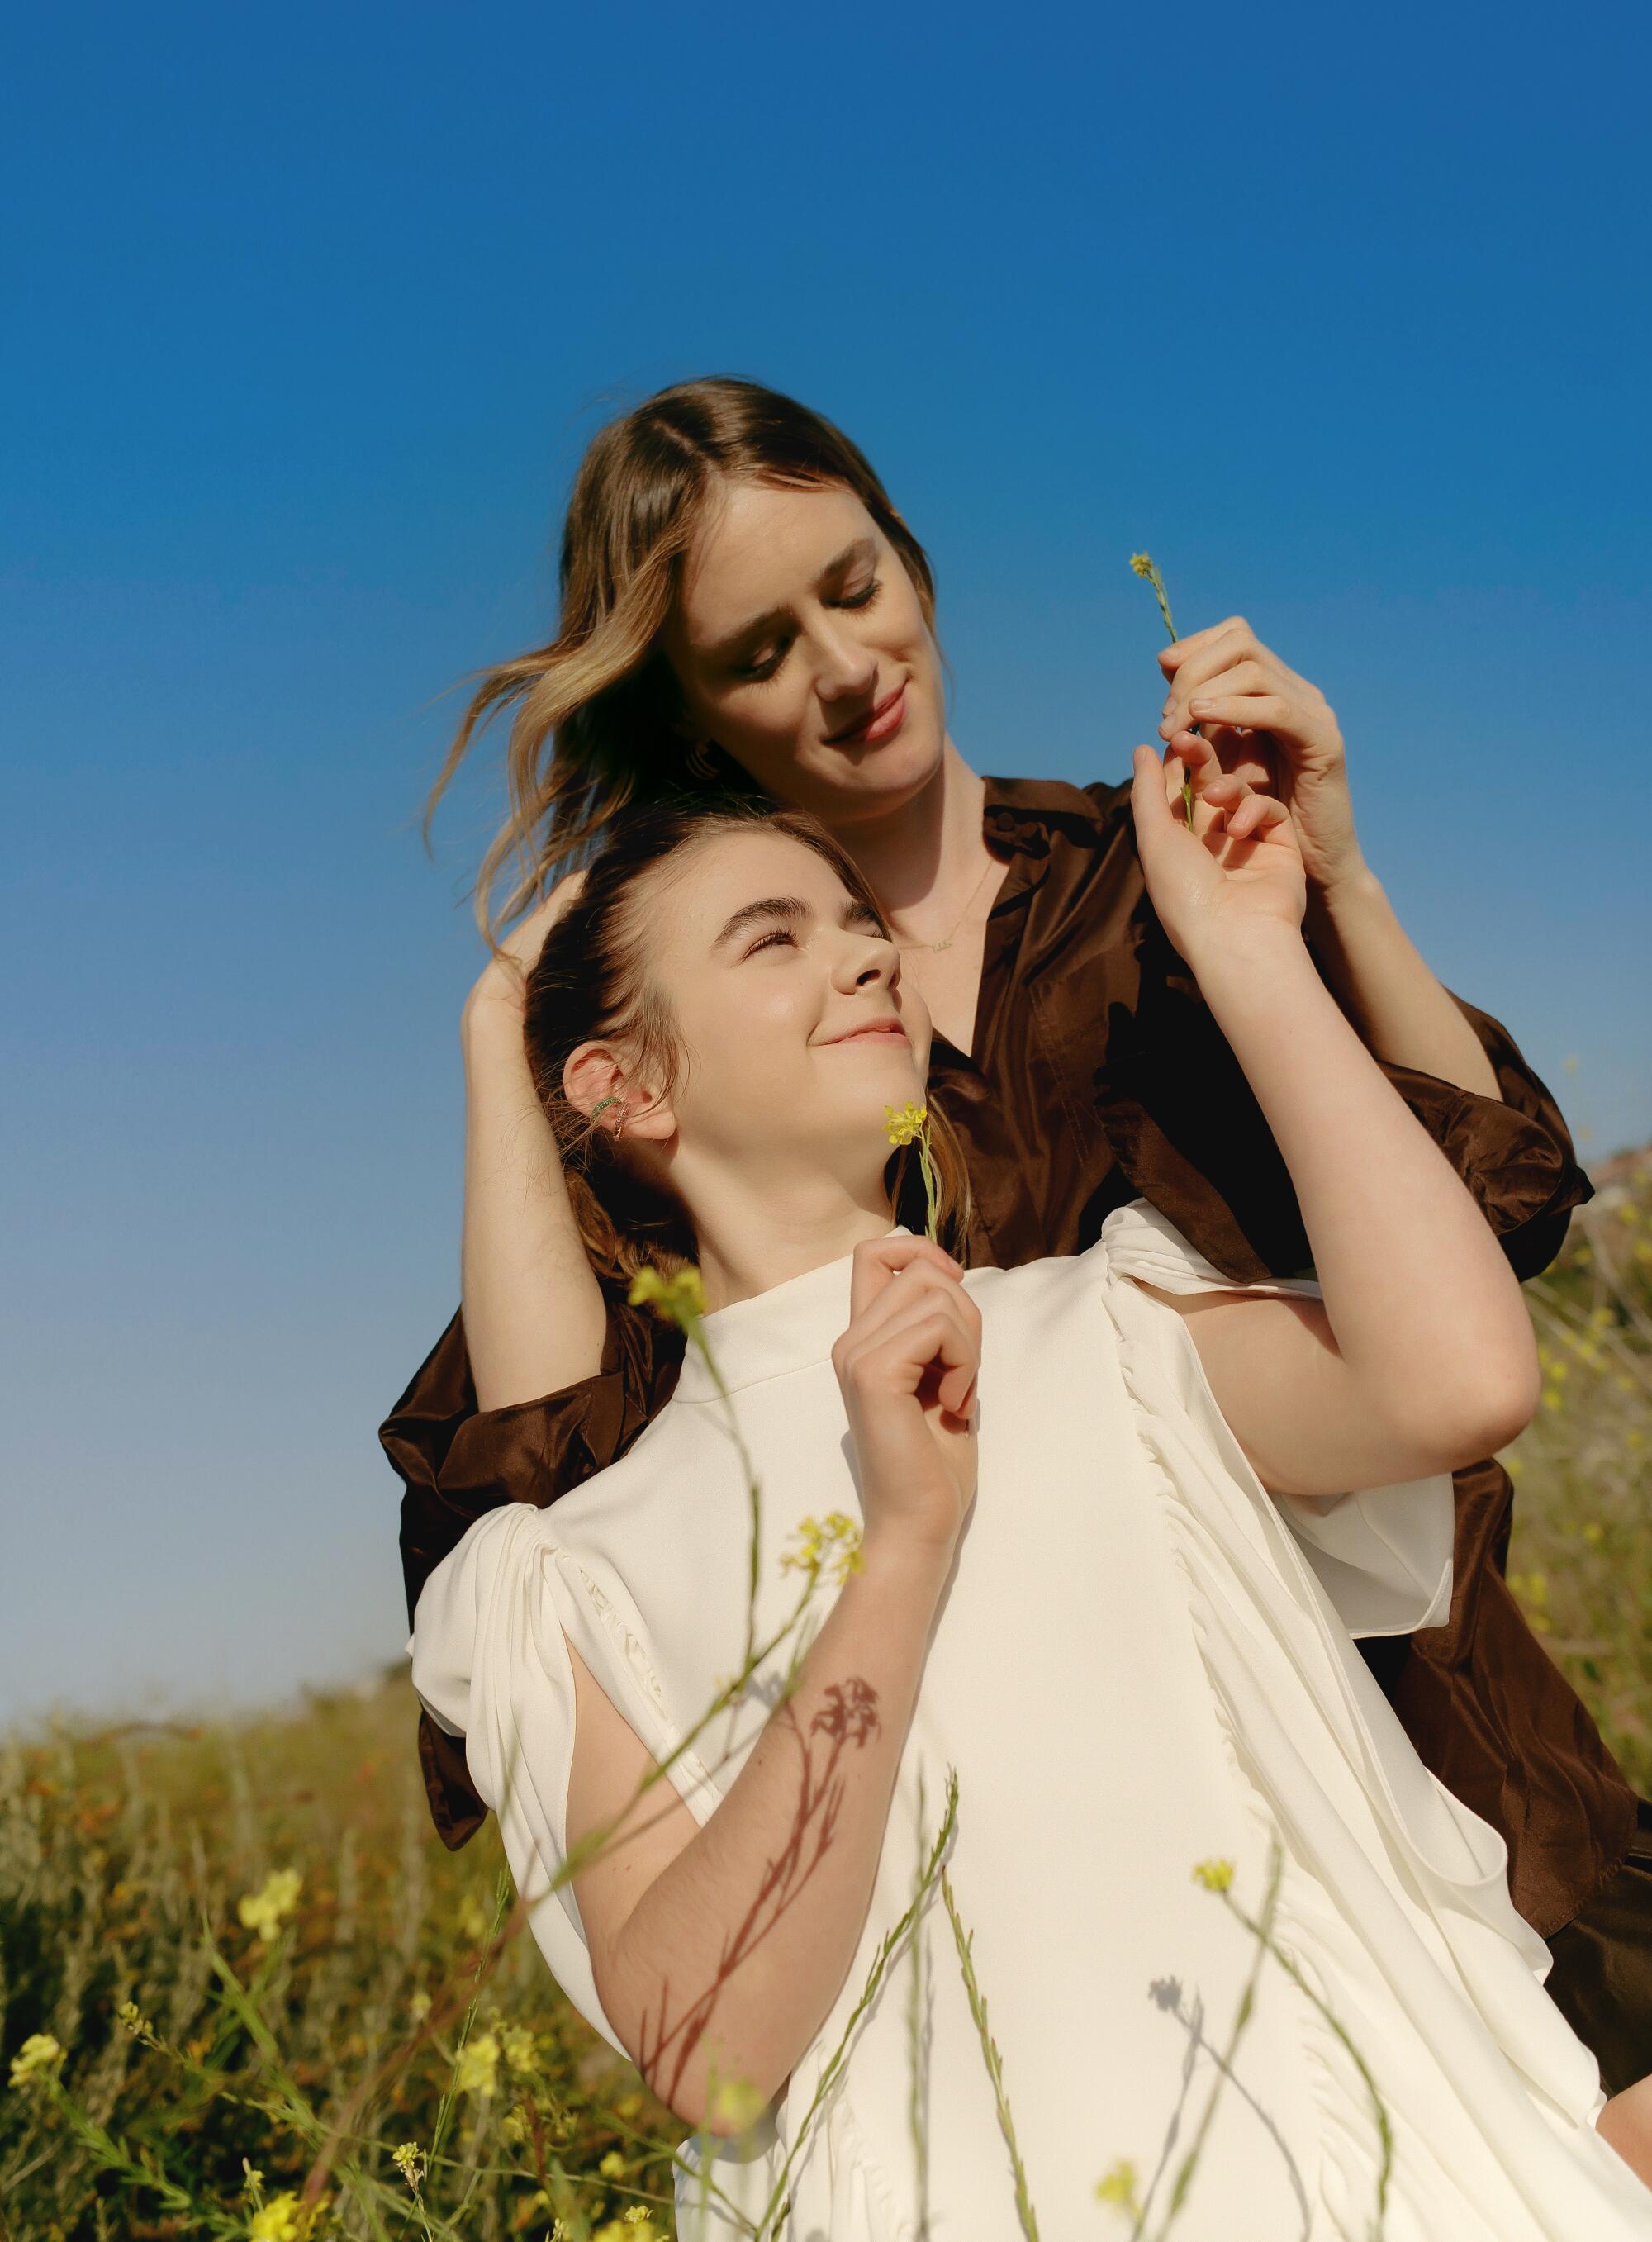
[
  {"xmin": 824, "ymin": 1018, "xmax": 909, "ymax": 1047},
  {"xmin": 824, "ymin": 681, "xmax": 907, "ymax": 748}
]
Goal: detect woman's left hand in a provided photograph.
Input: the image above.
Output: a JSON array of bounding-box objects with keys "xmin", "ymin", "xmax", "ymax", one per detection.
[{"xmin": 1156, "ymin": 617, "xmax": 1366, "ymax": 900}]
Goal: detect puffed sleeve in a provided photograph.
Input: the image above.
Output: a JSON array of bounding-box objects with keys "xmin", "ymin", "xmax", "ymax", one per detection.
[
  {"xmin": 382, "ymin": 1294, "xmax": 681, "ymax": 1849},
  {"xmin": 1099, "ymin": 1199, "xmax": 1455, "ymax": 1638},
  {"xmin": 410, "ymin": 1506, "xmax": 644, "ymax": 2066}
]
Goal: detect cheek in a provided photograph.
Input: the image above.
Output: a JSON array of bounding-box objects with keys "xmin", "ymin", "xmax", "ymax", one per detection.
[{"xmin": 676, "ymin": 975, "xmax": 814, "ymax": 1095}]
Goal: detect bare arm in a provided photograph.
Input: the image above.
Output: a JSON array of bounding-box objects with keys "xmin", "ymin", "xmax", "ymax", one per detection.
[
  {"xmin": 567, "ymin": 1531, "xmax": 952, "ymax": 2131},
  {"xmin": 1129, "ymin": 748, "xmax": 1540, "ymax": 1499},
  {"xmin": 1301, "ymin": 864, "xmax": 1500, "ymax": 1098},
  {"xmin": 459, "ymin": 878, "xmax": 606, "ymax": 1410},
  {"xmin": 566, "ymin": 1237, "xmax": 979, "ymax": 2133}
]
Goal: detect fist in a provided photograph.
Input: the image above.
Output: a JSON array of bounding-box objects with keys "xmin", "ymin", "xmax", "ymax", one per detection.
[{"xmin": 831, "ymin": 1235, "xmax": 980, "ymax": 1558}]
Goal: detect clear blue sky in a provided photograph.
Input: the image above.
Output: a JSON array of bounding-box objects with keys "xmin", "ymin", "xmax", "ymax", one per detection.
[{"xmin": 5, "ymin": 2, "xmax": 1649, "ymax": 1727}]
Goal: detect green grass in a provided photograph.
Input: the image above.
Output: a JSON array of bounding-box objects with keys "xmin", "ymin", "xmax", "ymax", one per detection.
[{"xmin": 3, "ymin": 1151, "xmax": 1647, "ymax": 2240}]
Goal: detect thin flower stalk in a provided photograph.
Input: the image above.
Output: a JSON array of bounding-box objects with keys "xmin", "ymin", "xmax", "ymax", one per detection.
[
  {"xmin": 631, "ymin": 1264, "xmax": 767, "ymax": 1684},
  {"xmin": 1217, "ymin": 1879, "xmax": 1392, "ymax": 2242},
  {"xmin": 755, "ymin": 1770, "xmax": 961, "ymax": 2239},
  {"xmin": 1129, "ymin": 553, "xmax": 1197, "ymax": 832},
  {"xmin": 1127, "ymin": 1849, "xmax": 1282, "ymax": 2240},
  {"xmin": 941, "ymin": 1868, "xmax": 1041, "ymax": 2241},
  {"xmin": 885, "ymin": 1103, "xmax": 940, "ymax": 1242}
]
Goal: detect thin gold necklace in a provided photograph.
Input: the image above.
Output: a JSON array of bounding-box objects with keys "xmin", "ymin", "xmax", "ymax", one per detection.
[{"xmin": 890, "ymin": 852, "xmax": 1000, "ymax": 954}]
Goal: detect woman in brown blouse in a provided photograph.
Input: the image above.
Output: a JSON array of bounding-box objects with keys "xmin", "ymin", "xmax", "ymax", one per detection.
[{"xmin": 382, "ymin": 376, "xmax": 1650, "ymax": 2088}]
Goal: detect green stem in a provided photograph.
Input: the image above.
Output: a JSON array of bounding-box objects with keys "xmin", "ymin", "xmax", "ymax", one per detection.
[{"xmin": 941, "ymin": 1869, "xmax": 1041, "ymax": 2241}]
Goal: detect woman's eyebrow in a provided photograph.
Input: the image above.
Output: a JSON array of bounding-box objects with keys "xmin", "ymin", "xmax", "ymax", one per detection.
[
  {"xmin": 708, "ymin": 537, "xmax": 877, "ymax": 659},
  {"xmin": 712, "ymin": 895, "xmax": 809, "ymax": 948},
  {"xmin": 712, "ymin": 893, "xmax": 878, "ymax": 948}
]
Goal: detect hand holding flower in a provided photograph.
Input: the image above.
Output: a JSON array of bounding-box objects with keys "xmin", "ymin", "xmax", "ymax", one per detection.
[{"xmin": 1155, "ymin": 616, "xmax": 1365, "ymax": 901}]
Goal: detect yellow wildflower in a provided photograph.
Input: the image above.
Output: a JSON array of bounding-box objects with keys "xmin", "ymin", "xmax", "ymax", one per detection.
[
  {"xmin": 1191, "ymin": 1859, "xmax": 1235, "ymax": 1893},
  {"xmin": 883, "ymin": 1100, "xmax": 929, "ymax": 1149},
  {"xmin": 1095, "ymin": 2157, "xmax": 1142, "ymax": 2213},
  {"xmin": 391, "ymin": 2140, "xmax": 426, "ymax": 2192},
  {"xmin": 598, "ymin": 2148, "xmax": 627, "ymax": 2178},
  {"xmin": 408, "ymin": 1988, "xmax": 432, "ymax": 2022},
  {"xmin": 1128, "ymin": 553, "xmax": 1156, "ymax": 581},
  {"xmin": 1583, "ymin": 1522, "xmax": 1606, "ymax": 1547},
  {"xmin": 454, "ymin": 2031, "xmax": 500, "ymax": 2097},
  {"xmin": 8, "ymin": 2032, "xmax": 65, "ymax": 2087},
  {"xmin": 628, "ymin": 1265, "xmax": 708, "ymax": 1327},
  {"xmin": 116, "ymin": 1999, "xmax": 154, "ymax": 2042},
  {"xmin": 248, "ymin": 2196, "xmax": 306, "ymax": 2242},
  {"xmin": 500, "ymin": 2021, "xmax": 537, "ymax": 2073},
  {"xmin": 458, "ymin": 1888, "xmax": 492, "ymax": 1943},
  {"xmin": 780, "ymin": 1510, "xmax": 865, "ymax": 1588},
  {"xmin": 706, "ymin": 2072, "xmax": 769, "ymax": 2134},
  {"xmin": 236, "ymin": 1867, "xmax": 301, "ymax": 1945}
]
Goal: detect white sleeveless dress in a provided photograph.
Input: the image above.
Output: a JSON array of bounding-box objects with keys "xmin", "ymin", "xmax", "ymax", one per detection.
[{"xmin": 410, "ymin": 1203, "xmax": 1652, "ymax": 2240}]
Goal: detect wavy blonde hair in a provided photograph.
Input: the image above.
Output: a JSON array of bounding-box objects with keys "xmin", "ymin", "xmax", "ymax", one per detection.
[
  {"xmin": 521, "ymin": 802, "xmax": 973, "ymax": 1280},
  {"xmin": 425, "ymin": 377, "xmax": 939, "ymax": 944}
]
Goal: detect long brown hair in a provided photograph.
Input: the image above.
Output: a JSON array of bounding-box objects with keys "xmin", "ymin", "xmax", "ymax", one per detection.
[
  {"xmin": 425, "ymin": 378, "xmax": 938, "ymax": 944},
  {"xmin": 520, "ymin": 801, "xmax": 971, "ymax": 1285}
]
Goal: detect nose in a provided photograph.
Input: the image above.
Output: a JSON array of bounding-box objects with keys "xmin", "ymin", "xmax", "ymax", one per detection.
[
  {"xmin": 814, "ymin": 613, "xmax": 878, "ymax": 711},
  {"xmin": 832, "ymin": 923, "xmax": 901, "ymax": 997}
]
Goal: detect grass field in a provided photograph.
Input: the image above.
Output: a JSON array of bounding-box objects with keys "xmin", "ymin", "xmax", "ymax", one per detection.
[{"xmin": 3, "ymin": 1152, "xmax": 1648, "ymax": 2240}]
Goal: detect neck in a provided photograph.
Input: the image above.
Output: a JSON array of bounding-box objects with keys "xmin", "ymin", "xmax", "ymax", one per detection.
[
  {"xmin": 680, "ymin": 1157, "xmax": 897, "ymax": 1313},
  {"xmin": 826, "ymin": 736, "xmax": 987, "ymax": 920}
]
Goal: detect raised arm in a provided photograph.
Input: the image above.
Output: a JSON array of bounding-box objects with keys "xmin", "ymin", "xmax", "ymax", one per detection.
[
  {"xmin": 460, "ymin": 879, "xmax": 608, "ymax": 1408},
  {"xmin": 1127, "ymin": 746, "xmax": 1541, "ymax": 1500},
  {"xmin": 1157, "ymin": 616, "xmax": 1501, "ymax": 1098},
  {"xmin": 565, "ymin": 1237, "xmax": 978, "ymax": 2132}
]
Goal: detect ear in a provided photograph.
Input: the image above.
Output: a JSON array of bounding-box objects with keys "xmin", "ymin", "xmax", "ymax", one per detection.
[{"xmin": 563, "ymin": 1041, "xmax": 677, "ymax": 1145}]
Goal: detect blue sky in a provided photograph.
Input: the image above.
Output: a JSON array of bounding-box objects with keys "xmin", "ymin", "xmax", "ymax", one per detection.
[{"xmin": 4, "ymin": 1, "xmax": 1649, "ymax": 1726}]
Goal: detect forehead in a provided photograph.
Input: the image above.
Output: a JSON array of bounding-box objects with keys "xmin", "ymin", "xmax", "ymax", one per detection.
[
  {"xmin": 648, "ymin": 827, "xmax": 855, "ymax": 948},
  {"xmin": 676, "ymin": 479, "xmax": 876, "ymax": 640}
]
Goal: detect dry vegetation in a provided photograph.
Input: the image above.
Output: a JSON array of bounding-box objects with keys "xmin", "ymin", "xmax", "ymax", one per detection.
[{"xmin": 2, "ymin": 1152, "xmax": 1647, "ymax": 2240}]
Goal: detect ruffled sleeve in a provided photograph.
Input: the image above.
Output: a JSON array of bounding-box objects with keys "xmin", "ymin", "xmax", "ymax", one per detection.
[
  {"xmin": 382, "ymin": 1296, "xmax": 681, "ymax": 1850},
  {"xmin": 1099, "ymin": 1199, "xmax": 1454, "ymax": 1638},
  {"xmin": 409, "ymin": 1503, "xmax": 719, "ymax": 2069}
]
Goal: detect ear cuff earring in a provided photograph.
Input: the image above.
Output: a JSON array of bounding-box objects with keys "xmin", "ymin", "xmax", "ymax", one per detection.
[{"xmin": 590, "ymin": 1095, "xmax": 623, "ymax": 1126}]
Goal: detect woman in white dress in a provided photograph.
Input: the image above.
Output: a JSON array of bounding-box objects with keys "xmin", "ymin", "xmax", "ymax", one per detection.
[{"xmin": 411, "ymin": 762, "xmax": 1652, "ymax": 2240}]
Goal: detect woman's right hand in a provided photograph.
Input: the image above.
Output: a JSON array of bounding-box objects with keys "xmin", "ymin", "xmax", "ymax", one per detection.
[
  {"xmin": 832, "ymin": 1236, "xmax": 980, "ymax": 1560},
  {"xmin": 463, "ymin": 868, "xmax": 590, "ymax": 1031}
]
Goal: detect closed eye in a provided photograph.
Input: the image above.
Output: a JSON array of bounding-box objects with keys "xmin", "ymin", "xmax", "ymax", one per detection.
[
  {"xmin": 743, "ymin": 926, "xmax": 798, "ymax": 957},
  {"xmin": 733, "ymin": 580, "xmax": 882, "ymax": 686}
]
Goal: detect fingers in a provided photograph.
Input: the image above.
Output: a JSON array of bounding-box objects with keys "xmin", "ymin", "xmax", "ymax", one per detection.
[
  {"xmin": 1222, "ymin": 790, "xmax": 1291, "ymax": 843},
  {"xmin": 1156, "ymin": 615, "xmax": 1260, "ymax": 679},
  {"xmin": 1189, "ymin": 771, "xmax": 1292, "ymax": 846},
  {"xmin": 848, "ymin": 1233, "xmax": 962, "ymax": 1321},
  {"xmin": 1177, "ymin": 691, "xmax": 1295, "ymax": 739},
  {"xmin": 1160, "ymin": 656, "xmax": 1278, "ymax": 741},
  {"xmin": 1131, "ymin": 741, "xmax": 1181, "ymax": 851},
  {"xmin": 837, "ymin": 1261, "xmax": 982, "ymax": 1418}
]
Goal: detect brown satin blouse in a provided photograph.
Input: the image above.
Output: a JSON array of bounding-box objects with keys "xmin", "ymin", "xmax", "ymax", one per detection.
[{"xmin": 382, "ymin": 774, "xmax": 1634, "ymax": 1939}]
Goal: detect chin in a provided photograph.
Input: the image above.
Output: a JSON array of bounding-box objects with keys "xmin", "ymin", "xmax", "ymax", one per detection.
[{"xmin": 820, "ymin": 724, "xmax": 944, "ymax": 819}]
